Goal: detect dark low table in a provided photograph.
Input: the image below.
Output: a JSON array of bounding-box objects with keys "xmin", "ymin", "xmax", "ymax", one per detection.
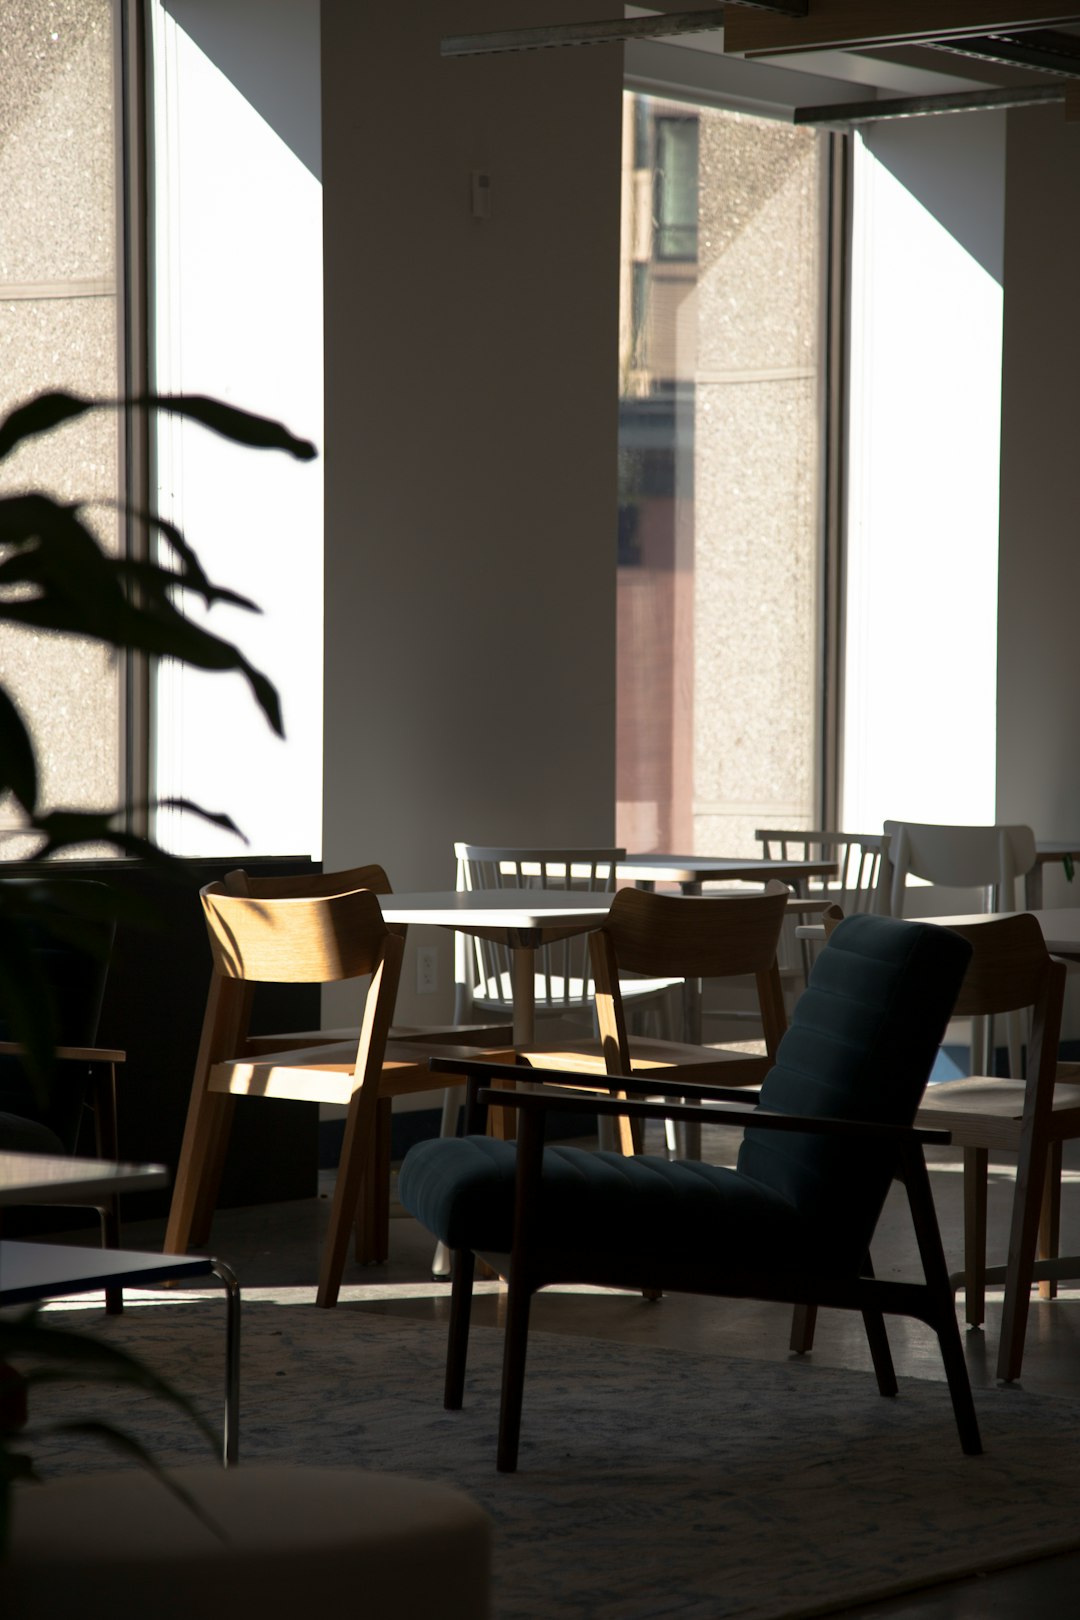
[{"xmin": 0, "ymin": 1152, "xmax": 239, "ymax": 1465}]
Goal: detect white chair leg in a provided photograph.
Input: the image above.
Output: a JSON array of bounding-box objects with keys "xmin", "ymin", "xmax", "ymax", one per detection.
[
  {"xmin": 430, "ymin": 1088, "xmax": 464, "ymax": 1279},
  {"xmin": 970, "ymin": 1014, "xmax": 988, "ymax": 1076}
]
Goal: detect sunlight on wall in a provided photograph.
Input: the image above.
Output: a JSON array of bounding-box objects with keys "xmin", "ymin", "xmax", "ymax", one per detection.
[
  {"xmin": 150, "ymin": 6, "xmax": 323, "ymax": 858},
  {"xmin": 841, "ymin": 127, "xmax": 1003, "ymax": 834}
]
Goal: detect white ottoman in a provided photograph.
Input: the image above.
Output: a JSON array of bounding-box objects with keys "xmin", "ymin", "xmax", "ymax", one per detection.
[{"xmin": 3, "ymin": 1464, "xmax": 491, "ymax": 1619}]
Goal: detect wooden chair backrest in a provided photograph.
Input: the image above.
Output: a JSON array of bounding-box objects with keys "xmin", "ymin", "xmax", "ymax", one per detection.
[
  {"xmin": 596, "ymin": 886, "xmax": 788, "ymax": 980},
  {"xmin": 201, "ymin": 881, "xmax": 394, "ymax": 984},
  {"xmin": 939, "ymin": 912, "xmax": 1064, "ymax": 1021},
  {"xmin": 590, "ymin": 888, "xmax": 790, "ymax": 1078},
  {"xmin": 224, "ymin": 865, "xmax": 392, "ymax": 900}
]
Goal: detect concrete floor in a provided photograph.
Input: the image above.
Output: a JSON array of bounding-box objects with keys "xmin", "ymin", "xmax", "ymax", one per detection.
[{"xmin": 60, "ymin": 1122, "xmax": 1080, "ymax": 1617}]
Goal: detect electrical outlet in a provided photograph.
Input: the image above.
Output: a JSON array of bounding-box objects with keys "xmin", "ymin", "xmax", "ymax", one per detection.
[{"xmin": 417, "ymin": 945, "xmax": 438, "ymax": 994}]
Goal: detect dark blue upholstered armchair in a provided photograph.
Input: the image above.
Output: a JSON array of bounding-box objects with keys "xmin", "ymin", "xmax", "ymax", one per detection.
[{"xmin": 399, "ymin": 913, "xmax": 980, "ymax": 1470}]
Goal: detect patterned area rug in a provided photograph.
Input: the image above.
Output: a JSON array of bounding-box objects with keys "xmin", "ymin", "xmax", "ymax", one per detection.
[{"xmin": 15, "ymin": 1288, "xmax": 1080, "ymax": 1619}]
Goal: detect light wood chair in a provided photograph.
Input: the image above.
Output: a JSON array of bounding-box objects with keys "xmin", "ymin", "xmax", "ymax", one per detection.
[
  {"xmin": 516, "ymin": 886, "xmax": 790, "ymax": 1157},
  {"xmin": 223, "ymin": 863, "xmax": 512, "ymax": 1054},
  {"xmin": 884, "ymin": 820, "xmax": 1038, "ymax": 1076},
  {"xmin": 797, "ymin": 910, "xmax": 1078, "ymax": 1385},
  {"xmin": 912, "ymin": 912, "xmax": 1080, "ymax": 1382},
  {"xmin": 163, "ymin": 879, "xmax": 513, "ymax": 1305}
]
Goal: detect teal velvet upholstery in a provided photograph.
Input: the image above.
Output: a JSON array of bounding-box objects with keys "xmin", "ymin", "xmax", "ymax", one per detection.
[
  {"xmin": 400, "ymin": 1136, "xmax": 808, "ymax": 1269},
  {"xmin": 738, "ymin": 912, "xmax": 972, "ymax": 1272}
]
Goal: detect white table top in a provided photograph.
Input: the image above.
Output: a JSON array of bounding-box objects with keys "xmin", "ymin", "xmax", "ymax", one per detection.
[
  {"xmin": 0, "ymin": 1239, "xmax": 214, "ymax": 1304},
  {"xmin": 616, "ymin": 854, "xmax": 837, "ymax": 885},
  {"xmin": 0, "ymin": 1151, "xmax": 168, "ymax": 1207},
  {"xmin": 380, "ymin": 889, "xmax": 613, "ymax": 931}
]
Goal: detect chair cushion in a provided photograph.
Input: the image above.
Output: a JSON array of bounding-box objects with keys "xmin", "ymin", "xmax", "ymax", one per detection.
[
  {"xmin": 398, "ymin": 1135, "xmax": 809, "ymax": 1270},
  {"xmin": 738, "ymin": 913, "xmax": 971, "ymax": 1269}
]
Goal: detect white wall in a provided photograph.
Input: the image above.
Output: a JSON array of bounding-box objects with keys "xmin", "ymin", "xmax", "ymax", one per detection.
[
  {"xmin": 320, "ymin": 0, "xmax": 624, "ymax": 1024},
  {"xmin": 998, "ymin": 106, "xmax": 1080, "ymax": 925}
]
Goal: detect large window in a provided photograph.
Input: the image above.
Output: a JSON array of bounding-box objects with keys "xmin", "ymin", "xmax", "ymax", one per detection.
[
  {"xmin": 617, "ymin": 93, "xmax": 829, "ymax": 856},
  {"xmin": 149, "ymin": 0, "xmax": 323, "ymax": 859},
  {"xmin": 0, "ymin": 0, "xmax": 124, "ymax": 856},
  {"xmin": 0, "ymin": 0, "xmax": 325, "ymax": 864},
  {"xmin": 840, "ymin": 116, "xmax": 1004, "ymax": 833}
]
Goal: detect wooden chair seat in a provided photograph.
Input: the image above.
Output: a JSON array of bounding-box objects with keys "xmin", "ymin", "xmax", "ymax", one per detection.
[
  {"xmin": 918, "ymin": 1078, "xmax": 1080, "ymax": 1139},
  {"xmin": 211, "ymin": 1040, "xmax": 516, "ymax": 1105},
  {"xmin": 517, "ymin": 1035, "xmax": 770, "ymax": 1088}
]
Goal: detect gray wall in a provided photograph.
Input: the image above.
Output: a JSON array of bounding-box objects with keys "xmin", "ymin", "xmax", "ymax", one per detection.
[
  {"xmin": 320, "ymin": 0, "xmax": 623, "ymax": 1020},
  {"xmin": 998, "ymin": 107, "xmax": 1080, "ymax": 919}
]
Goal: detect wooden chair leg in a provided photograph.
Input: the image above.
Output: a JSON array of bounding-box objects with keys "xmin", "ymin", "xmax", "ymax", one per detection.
[
  {"xmin": 904, "ymin": 1146, "xmax": 982, "ymax": 1455},
  {"xmin": 996, "ymin": 1129, "xmax": 1051, "ymax": 1384},
  {"xmin": 496, "ymin": 1103, "xmax": 545, "ymax": 1473},
  {"xmin": 354, "ymin": 1098, "xmax": 392, "ymax": 1265},
  {"xmin": 164, "ymin": 1087, "xmax": 236, "ymax": 1255},
  {"xmin": 1039, "ymin": 1140, "xmax": 1062, "ymax": 1301},
  {"xmin": 487, "ymin": 1079, "xmax": 517, "ymax": 1142},
  {"xmin": 189, "ymin": 1092, "xmax": 238, "ymax": 1250},
  {"xmin": 860, "ymin": 1256, "xmax": 897, "ymax": 1397},
  {"xmin": 166, "ymin": 980, "xmax": 251, "ymax": 1256},
  {"xmin": 445, "ymin": 1248, "xmax": 476, "ymax": 1411},
  {"xmin": 497, "ymin": 1264, "xmax": 534, "ymax": 1473},
  {"xmin": 790, "ymin": 1303, "xmax": 817, "ymax": 1354},
  {"xmin": 91, "ymin": 1061, "xmax": 124, "ymax": 1316},
  {"xmin": 317, "ymin": 1090, "xmax": 381, "ymax": 1308},
  {"xmin": 963, "ymin": 1146, "xmax": 989, "ymax": 1328}
]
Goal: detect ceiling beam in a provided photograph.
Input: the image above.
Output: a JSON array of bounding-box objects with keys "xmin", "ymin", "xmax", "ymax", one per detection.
[
  {"xmin": 794, "ymin": 81, "xmax": 1067, "ymax": 124},
  {"xmin": 441, "ymin": 1, "xmax": 804, "ymax": 58},
  {"xmin": 723, "ymin": 2, "xmax": 1080, "ymax": 58},
  {"xmin": 929, "ymin": 28, "xmax": 1080, "ymax": 77}
]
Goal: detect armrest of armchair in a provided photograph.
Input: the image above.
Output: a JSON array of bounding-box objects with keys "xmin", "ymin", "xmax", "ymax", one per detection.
[
  {"xmin": 428, "ymin": 1053, "xmax": 762, "ymax": 1106},
  {"xmin": 0, "ymin": 1042, "xmax": 126, "ymax": 1063},
  {"xmin": 480, "ymin": 1083, "xmax": 953, "ymax": 1148}
]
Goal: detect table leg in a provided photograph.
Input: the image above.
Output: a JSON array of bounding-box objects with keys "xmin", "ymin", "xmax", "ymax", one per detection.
[
  {"xmin": 1026, "ymin": 865, "xmax": 1044, "ymax": 910},
  {"xmin": 211, "ymin": 1258, "xmax": 241, "ymax": 1468},
  {"xmin": 511, "ymin": 946, "xmax": 535, "ymax": 1047}
]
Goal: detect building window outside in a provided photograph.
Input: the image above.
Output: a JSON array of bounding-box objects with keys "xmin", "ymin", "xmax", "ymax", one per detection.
[
  {"xmin": 0, "ymin": 0, "xmax": 123, "ymax": 857},
  {"xmin": 617, "ymin": 92, "xmax": 828, "ymax": 857},
  {"xmin": 654, "ymin": 117, "xmax": 699, "ymax": 262}
]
